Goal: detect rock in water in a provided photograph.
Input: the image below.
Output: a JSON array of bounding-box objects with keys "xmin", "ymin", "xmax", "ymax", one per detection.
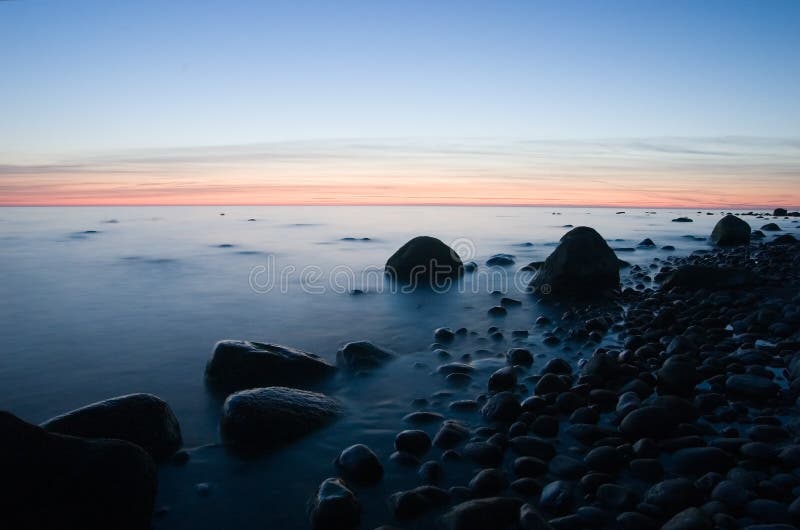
[
  {"xmin": 309, "ymin": 478, "xmax": 360, "ymax": 530},
  {"xmin": 529, "ymin": 227, "xmax": 619, "ymax": 296},
  {"xmin": 773, "ymin": 207, "xmax": 788, "ymax": 216},
  {"xmin": 385, "ymin": 236, "xmax": 464, "ymax": 284},
  {"xmin": 336, "ymin": 341, "xmax": 395, "ymax": 370},
  {"xmin": 710, "ymin": 214, "xmax": 751, "ymax": 246},
  {"xmin": 335, "ymin": 444, "xmax": 383, "ymax": 484},
  {"xmin": 205, "ymin": 340, "xmax": 335, "ymax": 391},
  {"xmin": 1, "ymin": 411, "xmax": 157, "ymax": 530},
  {"xmin": 41, "ymin": 393, "xmax": 182, "ymax": 460},
  {"xmin": 440, "ymin": 497, "xmax": 523, "ymax": 530},
  {"xmin": 221, "ymin": 387, "xmax": 342, "ymax": 450}
]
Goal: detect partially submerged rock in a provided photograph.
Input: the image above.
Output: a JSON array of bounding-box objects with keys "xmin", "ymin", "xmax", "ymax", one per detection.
[
  {"xmin": 385, "ymin": 236, "xmax": 464, "ymax": 284},
  {"xmin": 529, "ymin": 227, "xmax": 620, "ymax": 297},
  {"xmin": 336, "ymin": 341, "xmax": 395, "ymax": 370},
  {"xmin": 2, "ymin": 411, "xmax": 157, "ymax": 530},
  {"xmin": 710, "ymin": 214, "xmax": 751, "ymax": 246},
  {"xmin": 205, "ymin": 340, "xmax": 335, "ymax": 391},
  {"xmin": 221, "ymin": 387, "xmax": 342, "ymax": 450},
  {"xmin": 41, "ymin": 393, "xmax": 182, "ymax": 460},
  {"xmin": 309, "ymin": 478, "xmax": 360, "ymax": 530},
  {"xmin": 440, "ymin": 497, "xmax": 522, "ymax": 530}
]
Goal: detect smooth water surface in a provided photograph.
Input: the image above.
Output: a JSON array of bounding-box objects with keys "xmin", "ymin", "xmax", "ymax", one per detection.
[{"xmin": 2, "ymin": 206, "xmax": 791, "ymax": 529}]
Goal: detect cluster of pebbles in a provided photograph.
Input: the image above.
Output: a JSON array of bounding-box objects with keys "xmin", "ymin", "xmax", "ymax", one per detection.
[{"xmin": 311, "ymin": 232, "xmax": 800, "ymax": 529}]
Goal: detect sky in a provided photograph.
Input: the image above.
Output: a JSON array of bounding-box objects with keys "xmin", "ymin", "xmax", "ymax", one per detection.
[{"xmin": 1, "ymin": 0, "xmax": 798, "ymax": 207}]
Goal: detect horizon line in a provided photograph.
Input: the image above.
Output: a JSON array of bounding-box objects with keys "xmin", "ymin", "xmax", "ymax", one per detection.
[{"xmin": 1, "ymin": 202, "xmax": 797, "ymax": 210}]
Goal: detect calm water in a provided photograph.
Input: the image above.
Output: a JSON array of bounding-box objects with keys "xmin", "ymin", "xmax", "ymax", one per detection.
[{"xmin": 0, "ymin": 206, "xmax": 789, "ymax": 529}]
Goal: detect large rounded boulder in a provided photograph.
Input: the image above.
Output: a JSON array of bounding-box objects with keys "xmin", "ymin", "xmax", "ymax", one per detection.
[
  {"xmin": 710, "ymin": 214, "xmax": 751, "ymax": 246},
  {"xmin": 205, "ymin": 340, "xmax": 336, "ymax": 391},
  {"xmin": 1, "ymin": 411, "xmax": 157, "ymax": 530},
  {"xmin": 41, "ymin": 393, "xmax": 182, "ymax": 460},
  {"xmin": 221, "ymin": 386, "xmax": 343, "ymax": 451},
  {"xmin": 529, "ymin": 226, "xmax": 619, "ymax": 296},
  {"xmin": 385, "ymin": 236, "xmax": 463, "ymax": 285}
]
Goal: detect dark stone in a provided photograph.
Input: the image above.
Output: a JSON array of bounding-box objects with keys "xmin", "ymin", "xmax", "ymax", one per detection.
[
  {"xmin": 309, "ymin": 478, "xmax": 360, "ymax": 530},
  {"xmin": 221, "ymin": 387, "xmax": 342, "ymax": 450},
  {"xmin": 620, "ymin": 406, "xmax": 677, "ymax": 440},
  {"xmin": 468, "ymin": 468, "xmax": 509, "ymax": 497},
  {"xmin": 1, "ymin": 411, "xmax": 157, "ymax": 530},
  {"xmin": 433, "ymin": 420, "xmax": 470, "ymax": 449},
  {"xmin": 514, "ymin": 456, "xmax": 548, "ymax": 477},
  {"xmin": 773, "ymin": 208, "xmax": 788, "ymax": 216},
  {"xmin": 481, "ymin": 392, "xmax": 521, "ymax": 422},
  {"xmin": 529, "ymin": 226, "xmax": 620, "ymax": 296},
  {"xmin": 418, "ymin": 460, "xmax": 443, "ymax": 484},
  {"xmin": 463, "ymin": 442, "xmax": 504, "ymax": 467},
  {"xmin": 488, "ymin": 367, "xmax": 517, "ymax": 392},
  {"xmin": 585, "ymin": 446, "xmax": 625, "ymax": 473},
  {"xmin": 672, "ymin": 217, "xmax": 693, "ymax": 222},
  {"xmin": 644, "ymin": 478, "xmax": 697, "ymax": 514},
  {"xmin": 672, "ymin": 447, "xmax": 734, "ymax": 476},
  {"xmin": 761, "ymin": 223, "xmax": 781, "ymax": 231},
  {"xmin": 662, "ymin": 266, "xmax": 754, "ymax": 291},
  {"xmin": 510, "ymin": 436, "xmax": 556, "ymax": 459},
  {"xmin": 395, "ymin": 430, "xmax": 432, "ymax": 456},
  {"xmin": 336, "ymin": 341, "xmax": 395, "ymax": 370},
  {"xmin": 385, "ymin": 236, "xmax": 464, "ymax": 284},
  {"xmin": 535, "ymin": 373, "xmax": 569, "ymax": 394},
  {"xmin": 335, "ymin": 444, "xmax": 383, "ymax": 484},
  {"xmin": 540, "ymin": 480, "xmax": 574, "ymax": 515},
  {"xmin": 548, "ymin": 455, "xmax": 586, "ymax": 479},
  {"xmin": 507, "ymin": 348, "xmax": 534, "ymax": 366},
  {"xmin": 41, "ymin": 393, "xmax": 182, "ymax": 460},
  {"xmin": 205, "ymin": 340, "xmax": 336, "ymax": 391},
  {"xmin": 487, "ymin": 254, "xmax": 515, "ymax": 266},
  {"xmin": 440, "ymin": 497, "xmax": 523, "ymax": 530},
  {"xmin": 711, "ymin": 214, "xmax": 751, "ymax": 246},
  {"xmin": 596, "ymin": 483, "xmax": 635, "ymax": 510},
  {"xmin": 519, "ymin": 503, "xmax": 555, "ymax": 530},
  {"xmin": 662, "ymin": 507, "xmax": 711, "ymax": 530},
  {"xmin": 725, "ymin": 374, "xmax": 779, "ymax": 400}
]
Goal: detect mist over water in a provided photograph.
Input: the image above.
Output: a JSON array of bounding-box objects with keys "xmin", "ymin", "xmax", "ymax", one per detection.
[{"xmin": 0, "ymin": 205, "xmax": 784, "ymax": 529}]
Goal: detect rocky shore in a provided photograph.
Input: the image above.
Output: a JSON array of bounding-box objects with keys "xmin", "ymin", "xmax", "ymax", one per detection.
[{"xmin": 3, "ymin": 211, "xmax": 800, "ymax": 530}]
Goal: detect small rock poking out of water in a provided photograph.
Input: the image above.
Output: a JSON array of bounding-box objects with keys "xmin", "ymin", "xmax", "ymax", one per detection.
[
  {"xmin": 335, "ymin": 444, "xmax": 383, "ymax": 484},
  {"xmin": 41, "ymin": 393, "xmax": 182, "ymax": 461},
  {"xmin": 220, "ymin": 387, "xmax": 342, "ymax": 451},
  {"xmin": 385, "ymin": 235, "xmax": 463, "ymax": 284},
  {"xmin": 711, "ymin": 214, "xmax": 751, "ymax": 246},
  {"xmin": 762, "ymin": 222, "xmax": 782, "ymax": 231},
  {"xmin": 529, "ymin": 226, "xmax": 620, "ymax": 297},
  {"xmin": 1, "ymin": 411, "xmax": 157, "ymax": 530},
  {"xmin": 309, "ymin": 477, "xmax": 360, "ymax": 530},
  {"xmin": 205, "ymin": 340, "xmax": 336, "ymax": 392},
  {"xmin": 638, "ymin": 238, "xmax": 656, "ymax": 247},
  {"xmin": 672, "ymin": 217, "xmax": 693, "ymax": 222},
  {"xmin": 486, "ymin": 254, "xmax": 515, "ymax": 266},
  {"xmin": 336, "ymin": 341, "xmax": 395, "ymax": 370}
]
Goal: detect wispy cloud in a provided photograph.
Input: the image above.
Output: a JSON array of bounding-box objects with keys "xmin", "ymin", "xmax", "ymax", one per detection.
[{"xmin": 1, "ymin": 137, "xmax": 798, "ymax": 207}]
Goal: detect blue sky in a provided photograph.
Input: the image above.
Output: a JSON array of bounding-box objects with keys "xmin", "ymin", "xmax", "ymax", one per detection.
[{"xmin": 0, "ymin": 0, "xmax": 798, "ymax": 206}]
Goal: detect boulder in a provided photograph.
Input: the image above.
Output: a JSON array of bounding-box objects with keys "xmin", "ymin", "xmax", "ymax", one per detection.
[
  {"xmin": 336, "ymin": 341, "xmax": 395, "ymax": 370},
  {"xmin": 309, "ymin": 478, "xmax": 360, "ymax": 530},
  {"xmin": 711, "ymin": 214, "xmax": 751, "ymax": 246},
  {"xmin": 205, "ymin": 340, "xmax": 335, "ymax": 391},
  {"xmin": 385, "ymin": 236, "xmax": 464, "ymax": 284},
  {"xmin": 1, "ymin": 411, "xmax": 157, "ymax": 530},
  {"xmin": 41, "ymin": 393, "xmax": 182, "ymax": 461},
  {"xmin": 761, "ymin": 222, "xmax": 782, "ymax": 231},
  {"xmin": 221, "ymin": 387, "xmax": 342, "ymax": 450},
  {"xmin": 529, "ymin": 227, "xmax": 619, "ymax": 296},
  {"xmin": 773, "ymin": 208, "xmax": 788, "ymax": 216},
  {"xmin": 620, "ymin": 406, "xmax": 677, "ymax": 439}
]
